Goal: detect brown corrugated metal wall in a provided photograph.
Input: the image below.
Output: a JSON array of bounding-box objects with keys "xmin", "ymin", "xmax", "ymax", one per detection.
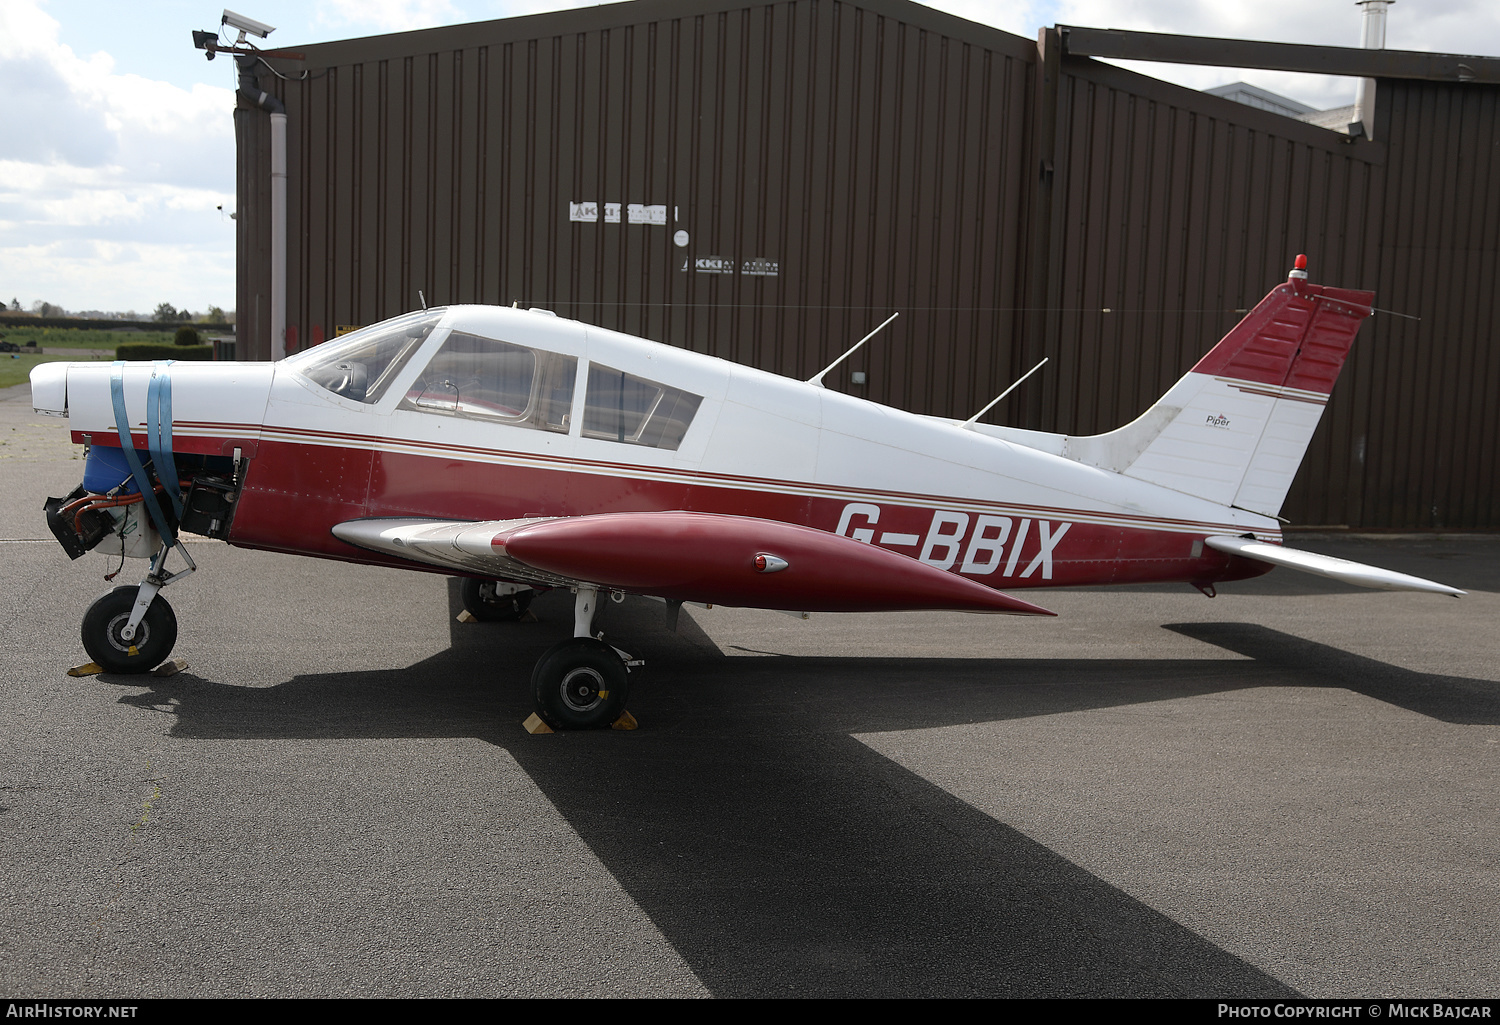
[
  {"xmin": 1364, "ymin": 79, "xmax": 1500, "ymax": 528},
  {"xmin": 236, "ymin": 0, "xmax": 1500, "ymax": 528}
]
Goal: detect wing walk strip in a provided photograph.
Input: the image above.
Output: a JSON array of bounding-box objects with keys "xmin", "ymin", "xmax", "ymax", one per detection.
[
  {"xmin": 1213, "ymin": 376, "xmax": 1332, "ymax": 405},
  {"xmin": 155, "ymin": 419, "xmax": 1278, "ymax": 541},
  {"xmin": 1227, "ymin": 385, "xmax": 1328, "ymax": 405}
]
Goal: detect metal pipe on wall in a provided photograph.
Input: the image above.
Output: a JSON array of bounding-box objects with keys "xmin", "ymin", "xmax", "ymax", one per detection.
[
  {"xmin": 269, "ymin": 112, "xmax": 286, "ymax": 361},
  {"xmin": 237, "ymin": 56, "xmax": 286, "ymax": 361},
  {"xmin": 1353, "ymin": 0, "xmax": 1394, "ymax": 140}
]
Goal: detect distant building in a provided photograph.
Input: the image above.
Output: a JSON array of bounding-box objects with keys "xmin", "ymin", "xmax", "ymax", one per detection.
[
  {"xmin": 1205, "ymin": 81, "xmax": 1316, "ymax": 117},
  {"xmin": 1206, "ymin": 81, "xmax": 1357, "ymax": 133},
  {"xmin": 1295, "ymin": 104, "xmax": 1359, "ymax": 132}
]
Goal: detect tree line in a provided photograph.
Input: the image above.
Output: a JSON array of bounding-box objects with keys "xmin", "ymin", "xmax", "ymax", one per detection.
[{"xmin": 4, "ymin": 298, "xmax": 231, "ymax": 324}]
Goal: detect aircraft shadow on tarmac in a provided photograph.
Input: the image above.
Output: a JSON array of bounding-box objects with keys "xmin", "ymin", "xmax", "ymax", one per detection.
[{"xmin": 96, "ymin": 584, "xmax": 1499, "ymax": 998}]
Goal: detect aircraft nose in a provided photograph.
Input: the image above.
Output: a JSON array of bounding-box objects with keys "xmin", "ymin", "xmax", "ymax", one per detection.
[
  {"xmin": 30, "ymin": 361, "xmax": 69, "ymax": 416},
  {"xmin": 46, "ymin": 359, "xmax": 279, "ymax": 448},
  {"xmin": 146, "ymin": 361, "xmax": 279, "ymax": 433}
]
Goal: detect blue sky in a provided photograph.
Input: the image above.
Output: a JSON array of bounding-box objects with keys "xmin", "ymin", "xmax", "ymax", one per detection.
[{"xmin": 3, "ymin": 0, "xmax": 1496, "ymax": 315}]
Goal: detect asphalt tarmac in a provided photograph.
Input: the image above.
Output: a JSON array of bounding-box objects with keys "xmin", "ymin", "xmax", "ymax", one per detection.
[{"xmin": 2, "ymin": 381, "xmax": 1497, "ymax": 999}]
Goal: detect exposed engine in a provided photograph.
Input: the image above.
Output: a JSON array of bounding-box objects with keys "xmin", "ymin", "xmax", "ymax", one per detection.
[{"xmin": 44, "ymin": 443, "xmax": 243, "ymax": 560}]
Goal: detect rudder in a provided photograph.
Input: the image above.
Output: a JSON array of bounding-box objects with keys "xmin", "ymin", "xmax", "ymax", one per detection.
[{"xmin": 1062, "ymin": 257, "xmax": 1373, "ymax": 518}]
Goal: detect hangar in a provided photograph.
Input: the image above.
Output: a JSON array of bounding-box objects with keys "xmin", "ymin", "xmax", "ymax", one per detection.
[{"xmin": 232, "ymin": 0, "xmax": 1500, "ymax": 529}]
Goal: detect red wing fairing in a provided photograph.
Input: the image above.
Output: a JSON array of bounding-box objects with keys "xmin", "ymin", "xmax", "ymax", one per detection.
[{"xmin": 332, "ymin": 512, "xmax": 1055, "ymax": 616}]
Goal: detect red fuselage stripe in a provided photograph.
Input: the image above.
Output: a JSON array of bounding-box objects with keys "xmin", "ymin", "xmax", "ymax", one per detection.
[{"xmin": 225, "ymin": 436, "xmax": 1273, "ymax": 591}]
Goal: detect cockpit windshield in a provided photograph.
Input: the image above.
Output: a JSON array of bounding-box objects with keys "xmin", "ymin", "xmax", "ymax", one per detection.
[{"xmin": 285, "ymin": 309, "xmax": 445, "ymax": 403}]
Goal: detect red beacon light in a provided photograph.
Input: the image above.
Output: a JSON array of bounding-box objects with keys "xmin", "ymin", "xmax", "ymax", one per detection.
[{"xmin": 1289, "ymin": 254, "xmax": 1309, "ymax": 281}]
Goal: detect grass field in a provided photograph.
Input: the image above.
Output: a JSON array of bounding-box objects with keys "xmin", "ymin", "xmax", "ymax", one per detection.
[
  {"xmin": 0, "ymin": 351, "xmax": 114, "ymax": 391},
  {"xmin": 0, "ymin": 325, "xmax": 236, "ymax": 389},
  {"xmin": 0, "ymin": 326, "xmax": 179, "ymax": 349}
]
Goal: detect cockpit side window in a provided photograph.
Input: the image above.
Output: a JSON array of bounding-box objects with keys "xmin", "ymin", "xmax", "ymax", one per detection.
[
  {"xmin": 286, "ymin": 309, "xmax": 443, "ymax": 403},
  {"xmin": 583, "ymin": 363, "xmax": 702, "ymax": 450},
  {"xmin": 400, "ymin": 331, "xmax": 576, "ymax": 433}
]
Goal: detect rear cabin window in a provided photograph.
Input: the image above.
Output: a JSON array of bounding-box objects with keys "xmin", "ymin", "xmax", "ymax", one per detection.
[
  {"xmin": 401, "ymin": 332, "xmax": 576, "ymax": 433},
  {"xmin": 583, "ymin": 363, "xmax": 702, "ymax": 450}
]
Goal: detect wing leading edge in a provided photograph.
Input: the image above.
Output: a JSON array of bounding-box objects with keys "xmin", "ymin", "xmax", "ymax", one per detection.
[{"xmin": 332, "ymin": 511, "xmax": 1055, "ymax": 616}]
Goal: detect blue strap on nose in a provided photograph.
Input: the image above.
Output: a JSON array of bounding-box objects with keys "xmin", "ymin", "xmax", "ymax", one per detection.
[
  {"xmin": 146, "ymin": 361, "xmax": 184, "ymax": 521},
  {"xmin": 109, "ymin": 361, "xmax": 178, "ymax": 546}
]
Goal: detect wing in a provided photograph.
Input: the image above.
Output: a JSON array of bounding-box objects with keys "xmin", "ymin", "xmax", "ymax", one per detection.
[
  {"xmin": 332, "ymin": 511, "xmax": 1055, "ymax": 616},
  {"xmin": 1205, "ymin": 535, "xmax": 1465, "ymax": 596}
]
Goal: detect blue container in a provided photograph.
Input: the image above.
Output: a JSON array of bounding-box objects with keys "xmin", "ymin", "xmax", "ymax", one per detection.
[{"xmin": 83, "ymin": 445, "xmax": 141, "ymax": 495}]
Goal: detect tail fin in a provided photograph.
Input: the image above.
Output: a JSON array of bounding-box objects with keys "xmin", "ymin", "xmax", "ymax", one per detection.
[{"xmin": 1062, "ymin": 257, "xmax": 1373, "ymax": 517}]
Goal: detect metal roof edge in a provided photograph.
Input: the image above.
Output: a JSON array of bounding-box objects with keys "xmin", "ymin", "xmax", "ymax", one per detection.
[
  {"xmin": 1050, "ymin": 43, "xmax": 1389, "ymax": 160},
  {"xmin": 260, "ymin": 0, "xmax": 1037, "ymax": 69},
  {"xmin": 1060, "ymin": 25, "xmax": 1500, "ymax": 84}
]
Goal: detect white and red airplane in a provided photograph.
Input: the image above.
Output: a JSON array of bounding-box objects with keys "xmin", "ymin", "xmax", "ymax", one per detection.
[{"xmin": 31, "ymin": 256, "xmax": 1462, "ymax": 729}]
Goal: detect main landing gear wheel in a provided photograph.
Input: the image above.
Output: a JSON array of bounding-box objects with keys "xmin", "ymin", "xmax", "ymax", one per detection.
[
  {"xmin": 531, "ymin": 637, "xmax": 630, "ymax": 730},
  {"xmin": 461, "ymin": 578, "xmax": 535, "ymax": 622},
  {"xmin": 81, "ymin": 585, "xmax": 178, "ymax": 674}
]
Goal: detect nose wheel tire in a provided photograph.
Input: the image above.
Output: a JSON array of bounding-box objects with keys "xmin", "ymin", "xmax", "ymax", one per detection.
[
  {"xmin": 531, "ymin": 637, "xmax": 630, "ymax": 730},
  {"xmin": 81, "ymin": 585, "xmax": 178, "ymax": 674},
  {"xmin": 461, "ymin": 578, "xmax": 535, "ymax": 622}
]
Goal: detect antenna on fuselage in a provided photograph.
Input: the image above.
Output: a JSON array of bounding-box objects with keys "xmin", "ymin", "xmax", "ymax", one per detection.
[
  {"xmin": 418, "ymin": 290, "xmax": 428, "ymax": 311},
  {"xmin": 961, "ymin": 358, "xmax": 1048, "ymax": 430},
  {"xmin": 807, "ymin": 312, "xmax": 899, "ymax": 389}
]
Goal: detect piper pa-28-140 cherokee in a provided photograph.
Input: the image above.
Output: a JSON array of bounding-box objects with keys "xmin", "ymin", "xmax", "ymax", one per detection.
[{"xmin": 31, "ymin": 256, "xmax": 1462, "ymax": 729}]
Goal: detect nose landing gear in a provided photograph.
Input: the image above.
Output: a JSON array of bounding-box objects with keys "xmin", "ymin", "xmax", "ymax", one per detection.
[
  {"xmin": 81, "ymin": 585, "xmax": 178, "ymax": 673},
  {"xmin": 79, "ymin": 541, "xmax": 196, "ymax": 674}
]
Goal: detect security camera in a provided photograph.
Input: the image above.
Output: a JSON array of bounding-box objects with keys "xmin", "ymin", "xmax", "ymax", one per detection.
[{"xmin": 222, "ymin": 9, "xmax": 276, "ymax": 39}]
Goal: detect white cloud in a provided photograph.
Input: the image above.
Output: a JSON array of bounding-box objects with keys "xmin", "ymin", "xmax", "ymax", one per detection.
[
  {"xmin": 0, "ymin": 51, "xmax": 118, "ymax": 166},
  {"xmin": 919, "ymin": 0, "xmax": 1044, "ymax": 38},
  {"xmin": 314, "ymin": 0, "xmax": 463, "ymax": 34},
  {"xmin": 0, "ymin": 160, "xmax": 229, "ymax": 233},
  {"xmin": 0, "ymin": 0, "xmax": 237, "ymax": 311},
  {"xmin": 0, "ymin": 237, "xmax": 235, "ymax": 314}
]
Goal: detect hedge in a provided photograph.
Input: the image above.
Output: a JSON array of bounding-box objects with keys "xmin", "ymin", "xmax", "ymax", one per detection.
[{"xmin": 114, "ymin": 343, "xmax": 215, "ymax": 361}]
